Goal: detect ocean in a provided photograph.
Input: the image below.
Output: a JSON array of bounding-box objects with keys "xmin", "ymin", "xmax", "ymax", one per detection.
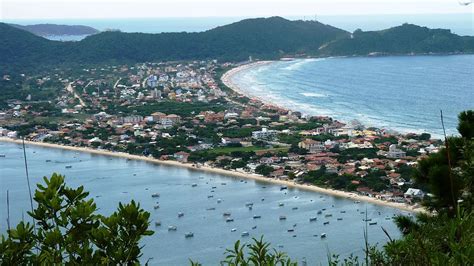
[
  {"xmin": 0, "ymin": 142, "xmax": 407, "ymax": 265},
  {"xmin": 229, "ymin": 55, "xmax": 474, "ymax": 137}
]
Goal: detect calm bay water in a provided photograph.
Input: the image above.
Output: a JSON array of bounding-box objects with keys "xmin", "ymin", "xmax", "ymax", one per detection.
[
  {"xmin": 0, "ymin": 142, "xmax": 407, "ymax": 265},
  {"xmin": 230, "ymin": 55, "xmax": 474, "ymax": 137}
]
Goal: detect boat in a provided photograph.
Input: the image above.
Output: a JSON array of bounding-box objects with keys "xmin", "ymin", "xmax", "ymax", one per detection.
[
  {"xmin": 217, "ymin": 199, "xmax": 222, "ymax": 203},
  {"xmin": 337, "ymin": 218, "xmax": 343, "ymax": 221},
  {"xmin": 323, "ymin": 221, "xmax": 330, "ymax": 225},
  {"xmin": 155, "ymin": 221, "xmax": 161, "ymax": 226},
  {"xmin": 363, "ymin": 218, "xmax": 372, "ymax": 222},
  {"xmin": 325, "ymin": 214, "xmax": 333, "ymax": 218},
  {"xmin": 322, "ymin": 208, "xmax": 327, "ymax": 211},
  {"xmin": 178, "ymin": 212, "xmax": 184, "ymax": 218},
  {"xmin": 65, "ymin": 165, "xmax": 72, "ymax": 169},
  {"xmin": 154, "ymin": 205, "xmax": 160, "ymax": 210},
  {"xmin": 245, "ymin": 202, "xmax": 254, "ymax": 207},
  {"xmin": 168, "ymin": 226, "xmax": 177, "ymax": 231},
  {"xmin": 185, "ymin": 232, "xmax": 194, "ymax": 238},
  {"xmin": 317, "ymin": 210, "xmax": 322, "ymax": 215},
  {"xmin": 206, "ymin": 207, "xmax": 216, "ymax": 211},
  {"xmin": 340, "ymin": 210, "xmax": 346, "ymax": 213},
  {"xmin": 226, "ymin": 218, "xmax": 234, "ymax": 222},
  {"xmin": 280, "ymin": 186, "xmax": 288, "ymax": 191},
  {"xmin": 253, "ymin": 215, "xmax": 261, "ymax": 219},
  {"xmin": 385, "ymin": 217, "xmax": 391, "ymax": 220},
  {"xmin": 212, "ymin": 186, "xmax": 217, "ymax": 189},
  {"xmin": 252, "ymin": 225, "xmax": 257, "ymax": 229},
  {"xmin": 192, "ymin": 183, "xmax": 197, "ymax": 187},
  {"xmin": 241, "ymin": 231, "xmax": 249, "ymax": 237},
  {"xmin": 261, "ymin": 198, "xmax": 265, "ymax": 201},
  {"xmin": 287, "ymin": 229, "xmax": 294, "ymax": 232},
  {"xmin": 231, "ymin": 228, "xmax": 237, "ymax": 232},
  {"xmin": 292, "ymin": 207, "xmax": 298, "ymax": 210},
  {"xmin": 279, "ymin": 216, "xmax": 287, "ymax": 220},
  {"xmin": 207, "ymin": 195, "xmax": 214, "ymax": 198},
  {"xmin": 223, "ymin": 212, "xmax": 231, "ymax": 217},
  {"xmin": 309, "ymin": 217, "xmax": 317, "ymax": 222},
  {"xmin": 248, "ymin": 206, "xmax": 252, "ymax": 210},
  {"xmin": 279, "ymin": 203, "xmax": 284, "ymax": 207},
  {"xmin": 0, "ymin": 154, "xmax": 5, "ymax": 158},
  {"xmin": 355, "ymin": 201, "xmax": 361, "ymax": 203},
  {"xmin": 221, "ymin": 182, "xmax": 227, "ymax": 185},
  {"xmin": 45, "ymin": 159, "xmax": 51, "ymax": 162},
  {"xmin": 321, "ymin": 233, "xmax": 327, "ymax": 238},
  {"xmin": 151, "ymin": 193, "xmax": 160, "ymax": 198},
  {"xmin": 369, "ymin": 222, "xmax": 378, "ymax": 225}
]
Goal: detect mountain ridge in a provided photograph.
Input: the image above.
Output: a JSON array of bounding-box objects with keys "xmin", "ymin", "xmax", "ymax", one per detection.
[{"xmin": 1, "ymin": 17, "xmax": 473, "ymax": 72}]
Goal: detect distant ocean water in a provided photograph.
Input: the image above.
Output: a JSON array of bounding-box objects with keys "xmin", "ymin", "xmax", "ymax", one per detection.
[
  {"xmin": 3, "ymin": 13, "xmax": 473, "ymax": 38},
  {"xmin": 230, "ymin": 55, "xmax": 474, "ymax": 137}
]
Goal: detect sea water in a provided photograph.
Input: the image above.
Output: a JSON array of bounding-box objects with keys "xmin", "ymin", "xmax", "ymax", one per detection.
[
  {"xmin": 0, "ymin": 142, "xmax": 407, "ymax": 265},
  {"xmin": 230, "ymin": 55, "xmax": 474, "ymax": 137}
]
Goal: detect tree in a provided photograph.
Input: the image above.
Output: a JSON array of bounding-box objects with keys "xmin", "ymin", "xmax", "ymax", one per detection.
[{"xmin": 0, "ymin": 173, "xmax": 153, "ymax": 264}]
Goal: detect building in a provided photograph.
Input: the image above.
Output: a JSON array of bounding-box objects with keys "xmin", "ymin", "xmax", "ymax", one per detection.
[
  {"xmin": 252, "ymin": 128, "xmax": 277, "ymax": 140},
  {"xmin": 387, "ymin": 144, "xmax": 406, "ymax": 159},
  {"xmin": 404, "ymin": 188, "xmax": 425, "ymax": 199},
  {"xmin": 298, "ymin": 139, "xmax": 325, "ymax": 153}
]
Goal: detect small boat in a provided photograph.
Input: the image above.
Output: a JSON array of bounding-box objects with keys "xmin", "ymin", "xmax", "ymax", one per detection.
[
  {"xmin": 317, "ymin": 210, "xmax": 322, "ymax": 215},
  {"xmin": 245, "ymin": 202, "xmax": 254, "ymax": 207},
  {"xmin": 321, "ymin": 233, "xmax": 327, "ymax": 238},
  {"xmin": 292, "ymin": 235, "xmax": 297, "ymax": 238},
  {"xmin": 325, "ymin": 214, "xmax": 333, "ymax": 218},
  {"xmin": 322, "ymin": 208, "xmax": 327, "ymax": 211},
  {"xmin": 217, "ymin": 199, "xmax": 222, "ymax": 203},
  {"xmin": 287, "ymin": 229, "xmax": 294, "ymax": 232},
  {"xmin": 168, "ymin": 226, "xmax": 177, "ymax": 231},
  {"xmin": 363, "ymin": 218, "xmax": 372, "ymax": 222},
  {"xmin": 155, "ymin": 221, "xmax": 161, "ymax": 226},
  {"xmin": 212, "ymin": 186, "xmax": 217, "ymax": 189},
  {"xmin": 207, "ymin": 195, "xmax": 214, "ymax": 198},
  {"xmin": 253, "ymin": 215, "xmax": 261, "ymax": 219},
  {"xmin": 231, "ymin": 228, "xmax": 237, "ymax": 232},
  {"xmin": 178, "ymin": 212, "xmax": 184, "ymax": 218},
  {"xmin": 192, "ymin": 183, "xmax": 197, "ymax": 187},
  {"xmin": 279, "ymin": 203, "xmax": 284, "ymax": 207},
  {"xmin": 309, "ymin": 217, "xmax": 317, "ymax": 222},
  {"xmin": 221, "ymin": 182, "xmax": 227, "ymax": 185},
  {"xmin": 252, "ymin": 225, "xmax": 257, "ymax": 229},
  {"xmin": 226, "ymin": 218, "xmax": 234, "ymax": 222},
  {"xmin": 337, "ymin": 218, "xmax": 343, "ymax": 221},
  {"xmin": 248, "ymin": 206, "xmax": 253, "ymax": 210},
  {"xmin": 241, "ymin": 231, "xmax": 249, "ymax": 237},
  {"xmin": 151, "ymin": 193, "xmax": 160, "ymax": 198},
  {"xmin": 292, "ymin": 207, "xmax": 298, "ymax": 210},
  {"xmin": 385, "ymin": 217, "xmax": 391, "ymax": 220},
  {"xmin": 0, "ymin": 154, "xmax": 6, "ymax": 158},
  {"xmin": 45, "ymin": 159, "xmax": 51, "ymax": 162},
  {"xmin": 206, "ymin": 207, "xmax": 216, "ymax": 211},
  {"xmin": 340, "ymin": 210, "xmax": 346, "ymax": 213},
  {"xmin": 355, "ymin": 201, "xmax": 361, "ymax": 203},
  {"xmin": 279, "ymin": 216, "xmax": 287, "ymax": 220},
  {"xmin": 185, "ymin": 232, "xmax": 194, "ymax": 238},
  {"xmin": 261, "ymin": 198, "xmax": 265, "ymax": 201},
  {"xmin": 223, "ymin": 212, "xmax": 231, "ymax": 217},
  {"xmin": 369, "ymin": 222, "xmax": 378, "ymax": 225},
  {"xmin": 280, "ymin": 186, "xmax": 288, "ymax": 191},
  {"xmin": 153, "ymin": 205, "xmax": 160, "ymax": 210},
  {"xmin": 323, "ymin": 221, "xmax": 330, "ymax": 225},
  {"xmin": 65, "ymin": 165, "xmax": 72, "ymax": 169}
]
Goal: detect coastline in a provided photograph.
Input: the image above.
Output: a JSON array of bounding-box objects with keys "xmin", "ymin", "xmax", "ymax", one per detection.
[{"xmin": 0, "ymin": 137, "xmax": 424, "ymax": 213}]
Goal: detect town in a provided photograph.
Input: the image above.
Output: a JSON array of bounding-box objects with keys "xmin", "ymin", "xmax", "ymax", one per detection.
[{"xmin": 0, "ymin": 60, "xmax": 441, "ymax": 208}]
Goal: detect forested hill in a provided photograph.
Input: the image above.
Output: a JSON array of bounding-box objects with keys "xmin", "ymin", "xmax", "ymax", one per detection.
[
  {"xmin": 1, "ymin": 17, "xmax": 473, "ymax": 72},
  {"xmin": 9, "ymin": 23, "xmax": 99, "ymax": 37},
  {"xmin": 318, "ymin": 23, "xmax": 474, "ymax": 56}
]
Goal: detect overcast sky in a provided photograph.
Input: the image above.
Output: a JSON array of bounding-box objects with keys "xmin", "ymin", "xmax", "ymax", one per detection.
[{"xmin": 1, "ymin": 0, "xmax": 472, "ymax": 20}]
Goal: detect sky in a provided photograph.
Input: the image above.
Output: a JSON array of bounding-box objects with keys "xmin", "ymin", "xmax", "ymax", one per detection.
[{"xmin": 1, "ymin": 0, "xmax": 473, "ymax": 20}]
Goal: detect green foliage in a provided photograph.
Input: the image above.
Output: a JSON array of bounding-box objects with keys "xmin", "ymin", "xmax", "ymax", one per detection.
[
  {"xmin": 255, "ymin": 164, "xmax": 274, "ymax": 176},
  {"xmin": 0, "ymin": 173, "xmax": 153, "ymax": 264},
  {"xmin": 221, "ymin": 236, "xmax": 296, "ymax": 266}
]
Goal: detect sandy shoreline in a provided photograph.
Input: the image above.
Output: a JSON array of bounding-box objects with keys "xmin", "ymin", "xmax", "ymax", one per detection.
[{"xmin": 1, "ymin": 137, "xmax": 424, "ymax": 213}]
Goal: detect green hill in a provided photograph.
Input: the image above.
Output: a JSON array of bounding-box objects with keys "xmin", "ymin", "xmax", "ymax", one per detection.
[{"xmin": 1, "ymin": 17, "xmax": 473, "ymax": 72}]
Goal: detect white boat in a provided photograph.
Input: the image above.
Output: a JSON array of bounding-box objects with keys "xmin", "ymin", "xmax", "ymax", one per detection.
[
  {"xmin": 309, "ymin": 217, "xmax": 317, "ymax": 222},
  {"xmin": 279, "ymin": 203, "xmax": 284, "ymax": 207},
  {"xmin": 185, "ymin": 232, "xmax": 194, "ymax": 238},
  {"xmin": 217, "ymin": 199, "xmax": 222, "ymax": 203},
  {"xmin": 241, "ymin": 231, "xmax": 249, "ymax": 237},
  {"xmin": 151, "ymin": 193, "xmax": 160, "ymax": 198},
  {"xmin": 321, "ymin": 233, "xmax": 327, "ymax": 238},
  {"xmin": 245, "ymin": 202, "xmax": 254, "ymax": 207},
  {"xmin": 178, "ymin": 212, "xmax": 184, "ymax": 218},
  {"xmin": 168, "ymin": 225, "xmax": 177, "ymax": 231},
  {"xmin": 231, "ymin": 228, "xmax": 237, "ymax": 232}
]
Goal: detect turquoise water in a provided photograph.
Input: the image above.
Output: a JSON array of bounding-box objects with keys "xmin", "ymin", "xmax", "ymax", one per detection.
[
  {"xmin": 0, "ymin": 142, "xmax": 407, "ymax": 265},
  {"xmin": 230, "ymin": 55, "xmax": 474, "ymax": 137}
]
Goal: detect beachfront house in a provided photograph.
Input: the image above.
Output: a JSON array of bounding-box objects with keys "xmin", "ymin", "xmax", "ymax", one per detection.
[
  {"xmin": 298, "ymin": 139, "xmax": 325, "ymax": 153},
  {"xmin": 252, "ymin": 127, "xmax": 278, "ymax": 140},
  {"xmin": 387, "ymin": 144, "xmax": 406, "ymax": 159}
]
